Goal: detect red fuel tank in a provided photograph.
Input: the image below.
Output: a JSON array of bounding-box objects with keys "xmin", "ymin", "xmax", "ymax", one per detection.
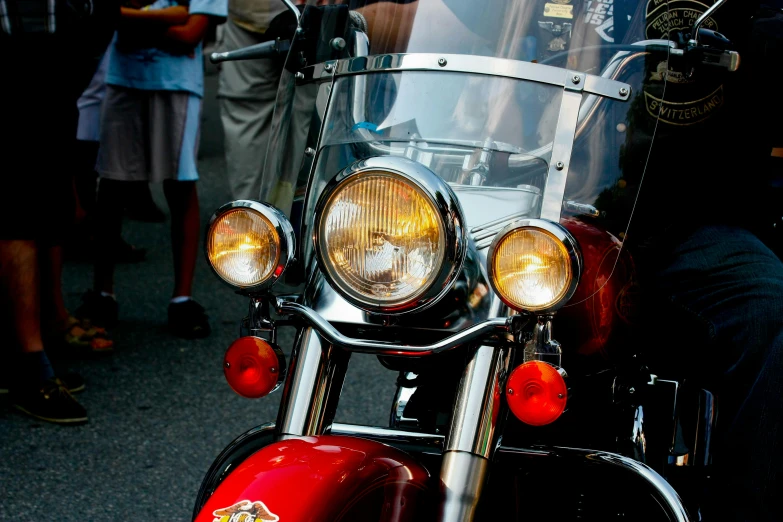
[
  {"xmin": 195, "ymin": 435, "xmax": 433, "ymax": 522},
  {"xmin": 558, "ymin": 218, "xmax": 639, "ymax": 372}
]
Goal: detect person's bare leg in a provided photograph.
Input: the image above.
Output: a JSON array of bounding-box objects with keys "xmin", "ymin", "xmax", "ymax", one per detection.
[
  {"xmin": 163, "ymin": 180, "xmax": 199, "ymax": 298},
  {"xmin": 0, "ymin": 240, "xmax": 44, "ymax": 354}
]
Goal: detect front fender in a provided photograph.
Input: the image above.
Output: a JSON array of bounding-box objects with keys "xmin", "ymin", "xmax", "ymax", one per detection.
[{"xmin": 195, "ymin": 435, "xmax": 434, "ymax": 522}]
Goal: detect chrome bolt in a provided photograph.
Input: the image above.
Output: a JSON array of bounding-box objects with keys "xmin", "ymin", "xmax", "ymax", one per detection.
[
  {"xmin": 438, "ymin": 57, "xmax": 447, "ymax": 67},
  {"xmin": 629, "ymin": 387, "xmax": 636, "ymax": 394},
  {"xmin": 572, "ymin": 74, "xmax": 581, "ymax": 84},
  {"xmin": 224, "ymin": 361, "xmax": 230, "ymax": 368},
  {"xmin": 619, "ymin": 87, "xmax": 629, "ymax": 96},
  {"xmin": 270, "ymin": 367, "xmax": 277, "ymax": 373},
  {"xmin": 294, "ymin": 72, "xmax": 304, "ymax": 80},
  {"xmin": 330, "ymin": 37, "xmax": 346, "ymax": 50},
  {"xmin": 304, "ymin": 147, "xmax": 315, "ymax": 156},
  {"xmin": 555, "ymin": 161, "xmax": 565, "ymax": 171},
  {"xmin": 507, "ymin": 388, "xmax": 514, "ymax": 395},
  {"xmin": 558, "ymin": 393, "xmax": 564, "ymax": 399},
  {"xmin": 324, "ymin": 63, "xmax": 334, "ymax": 73}
]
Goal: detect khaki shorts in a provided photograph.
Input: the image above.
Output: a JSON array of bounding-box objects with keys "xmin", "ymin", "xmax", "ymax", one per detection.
[{"xmin": 97, "ymin": 86, "xmax": 201, "ymax": 182}]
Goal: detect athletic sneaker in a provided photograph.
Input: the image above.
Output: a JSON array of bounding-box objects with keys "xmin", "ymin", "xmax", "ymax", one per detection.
[
  {"xmin": 11, "ymin": 378, "xmax": 88, "ymax": 425},
  {"xmin": 75, "ymin": 290, "xmax": 119, "ymax": 329},
  {"xmin": 168, "ymin": 299, "xmax": 211, "ymax": 339}
]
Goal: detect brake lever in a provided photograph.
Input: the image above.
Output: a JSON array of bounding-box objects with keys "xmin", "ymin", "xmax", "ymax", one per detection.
[
  {"xmin": 684, "ymin": 28, "xmax": 740, "ymax": 72},
  {"xmin": 676, "ymin": 0, "xmax": 741, "ymax": 73},
  {"xmin": 210, "ymin": 38, "xmax": 291, "ymax": 64}
]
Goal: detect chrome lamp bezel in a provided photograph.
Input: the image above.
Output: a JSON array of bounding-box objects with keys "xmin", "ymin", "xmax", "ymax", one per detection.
[
  {"xmin": 487, "ymin": 218, "xmax": 582, "ymax": 314},
  {"xmin": 206, "ymin": 200, "xmax": 296, "ymax": 294},
  {"xmin": 312, "ymin": 156, "xmax": 468, "ymax": 315}
]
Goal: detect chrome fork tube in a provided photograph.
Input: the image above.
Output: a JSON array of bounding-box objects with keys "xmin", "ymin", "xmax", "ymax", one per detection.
[
  {"xmin": 276, "ymin": 327, "xmax": 349, "ymax": 438},
  {"xmin": 439, "ymin": 345, "xmax": 509, "ymax": 521}
]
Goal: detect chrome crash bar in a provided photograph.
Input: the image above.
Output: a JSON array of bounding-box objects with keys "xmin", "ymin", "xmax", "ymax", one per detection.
[
  {"xmin": 496, "ymin": 445, "xmax": 690, "ymax": 522},
  {"xmin": 275, "ymin": 298, "xmax": 512, "ymax": 356}
]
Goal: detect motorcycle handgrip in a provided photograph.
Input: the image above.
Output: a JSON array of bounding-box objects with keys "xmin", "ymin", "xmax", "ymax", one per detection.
[{"xmin": 210, "ymin": 39, "xmax": 287, "ymax": 64}]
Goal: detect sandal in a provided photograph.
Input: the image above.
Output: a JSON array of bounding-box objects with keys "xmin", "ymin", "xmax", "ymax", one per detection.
[{"xmin": 62, "ymin": 316, "xmax": 114, "ymax": 353}]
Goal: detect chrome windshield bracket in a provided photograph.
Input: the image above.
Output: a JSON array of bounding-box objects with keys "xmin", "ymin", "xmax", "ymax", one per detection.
[
  {"xmin": 540, "ymin": 88, "xmax": 581, "ymax": 222},
  {"xmin": 297, "ymin": 53, "xmax": 632, "ymax": 101}
]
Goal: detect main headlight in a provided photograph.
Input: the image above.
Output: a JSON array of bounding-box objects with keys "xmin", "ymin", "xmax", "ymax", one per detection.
[
  {"xmin": 206, "ymin": 201, "xmax": 295, "ymax": 291},
  {"xmin": 488, "ymin": 219, "xmax": 581, "ymax": 313},
  {"xmin": 314, "ymin": 157, "xmax": 466, "ymax": 314}
]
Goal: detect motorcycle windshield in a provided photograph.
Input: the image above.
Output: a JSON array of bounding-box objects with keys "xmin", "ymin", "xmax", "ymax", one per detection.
[{"xmin": 268, "ymin": 0, "xmax": 671, "ymax": 306}]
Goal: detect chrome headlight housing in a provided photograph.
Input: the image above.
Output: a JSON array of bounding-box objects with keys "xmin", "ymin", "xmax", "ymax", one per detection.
[
  {"xmin": 313, "ymin": 157, "xmax": 467, "ymax": 314},
  {"xmin": 205, "ymin": 200, "xmax": 295, "ymax": 292},
  {"xmin": 488, "ymin": 219, "xmax": 581, "ymax": 313}
]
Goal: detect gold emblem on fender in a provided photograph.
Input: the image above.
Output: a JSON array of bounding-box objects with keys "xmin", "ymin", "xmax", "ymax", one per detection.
[
  {"xmin": 644, "ymin": 85, "xmax": 724, "ymax": 125},
  {"xmin": 212, "ymin": 500, "xmax": 280, "ymax": 522},
  {"xmin": 543, "ymin": 2, "xmax": 574, "ymax": 19}
]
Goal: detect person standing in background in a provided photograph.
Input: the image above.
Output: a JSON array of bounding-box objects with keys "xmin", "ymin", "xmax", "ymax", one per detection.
[
  {"xmin": 0, "ymin": 0, "xmax": 119, "ymax": 423},
  {"xmin": 77, "ymin": 0, "xmax": 227, "ymax": 339},
  {"xmin": 72, "ymin": 49, "xmax": 151, "ymax": 267},
  {"xmin": 217, "ymin": 0, "xmax": 287, "ymax": 201}
]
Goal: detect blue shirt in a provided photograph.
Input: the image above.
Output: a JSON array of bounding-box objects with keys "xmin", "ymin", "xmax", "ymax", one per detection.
[{"xmin": 105, "ymin": 0, "xmax": 227, "ymax": 97}]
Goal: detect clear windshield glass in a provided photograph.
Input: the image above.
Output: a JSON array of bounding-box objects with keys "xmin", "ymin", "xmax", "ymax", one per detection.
[
  {"xmin": 354, "ymin": 0, "xmax": 643, "ymax": 71},
  {"xmin": 264, "ymin": 0, "xmax": 670, "ymax": 305},
  {"xmin": 314, "ymin": 72, "xmax": 561, "ymax": 233}
]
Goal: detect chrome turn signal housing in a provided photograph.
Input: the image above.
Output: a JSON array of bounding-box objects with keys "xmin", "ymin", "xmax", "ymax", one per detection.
[
  {"xmin": 206, "ymin": 200, "xmax": 295, "ymax": 292},
  {"xmin": 488, "ymin": 219, "xmax": 581, "ymax": 313},
  {"xmin": 313, "ymin": 157, "xmax": 467, "ymax": 314}
]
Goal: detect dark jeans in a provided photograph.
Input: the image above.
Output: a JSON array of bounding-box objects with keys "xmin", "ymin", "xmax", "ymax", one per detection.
[{"xmin": 652, "ymin": 226, "xmax": 783, "ymax": 521}]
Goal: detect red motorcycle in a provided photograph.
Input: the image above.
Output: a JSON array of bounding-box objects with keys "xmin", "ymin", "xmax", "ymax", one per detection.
[{"xmin": 195, "ymin": 1, "xmax": 741, "ymax": 520}]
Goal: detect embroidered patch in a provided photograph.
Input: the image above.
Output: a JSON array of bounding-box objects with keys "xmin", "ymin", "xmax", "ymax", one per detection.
[
  {"xmin": 645, "ymin": 0, "xmax": 718, "ymax": 39},
  {"xmin": 212, "ymin": 500, "xmax": 279, "ymax": 522},
  {"xmin": 644, "ymin": 85, "xmax": 724, "ymax": 125}
]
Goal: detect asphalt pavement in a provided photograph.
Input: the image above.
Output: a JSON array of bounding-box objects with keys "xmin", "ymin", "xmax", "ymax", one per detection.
[{"xmin": 0, "ymin": 65, "xmax": 395, "ymax": 521}]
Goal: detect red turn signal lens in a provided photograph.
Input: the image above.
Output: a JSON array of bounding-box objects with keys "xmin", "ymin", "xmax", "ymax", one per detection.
[
  {"xmin": 223, "ymin": 336, "xmax": 283, "ymax": 399},
  {"xmin": 506, "ymin": 360, "xmax": 567, "ymax": 426}
]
